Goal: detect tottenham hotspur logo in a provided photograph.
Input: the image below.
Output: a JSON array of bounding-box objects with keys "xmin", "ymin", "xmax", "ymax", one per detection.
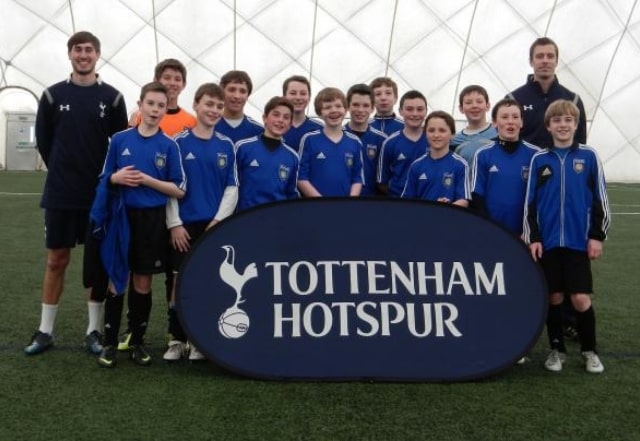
[{"xmin": 218, "ymin": 245, "xmax": 258, "ymax": 339}]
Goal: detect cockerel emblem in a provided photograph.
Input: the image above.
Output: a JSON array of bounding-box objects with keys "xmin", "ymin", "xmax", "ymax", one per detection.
[{"xmin": 218, "ymin": 245, "xmax": 258, "ymax": 339}]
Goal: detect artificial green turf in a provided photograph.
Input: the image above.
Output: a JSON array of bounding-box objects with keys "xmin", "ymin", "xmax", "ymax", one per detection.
[{"xmin": 1, "ymin": 172, "xmax": 639, "ymax": 441}]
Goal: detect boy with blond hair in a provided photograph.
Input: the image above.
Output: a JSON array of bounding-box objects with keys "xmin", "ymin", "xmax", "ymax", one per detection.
[{"xmin": 523, "ymin": 99, "xmax": 610, "ymax": 374}]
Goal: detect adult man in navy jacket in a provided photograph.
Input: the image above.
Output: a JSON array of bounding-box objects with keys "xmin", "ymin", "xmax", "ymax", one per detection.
[
  {"xmin": 509, "ymin": 37, "xmax": 587, "ymax": 342},
  {"xmin": 508, "ymin": 37, "xmax": 587, "ymax": 148},
  {"xmin": 25, "ymin": 31, "xmax": 128, "ymax": 356}
]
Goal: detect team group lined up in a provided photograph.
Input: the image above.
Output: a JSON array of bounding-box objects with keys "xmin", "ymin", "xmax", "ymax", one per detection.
[{"xmin": 25, "ymin": 31, "xmax": 610, "ymax": 374}]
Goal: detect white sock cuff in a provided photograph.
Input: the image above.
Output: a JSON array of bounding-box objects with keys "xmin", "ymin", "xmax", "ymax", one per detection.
[{"xmin": 39, "ymin": 303, "xmax": 59, "ymax": 335}]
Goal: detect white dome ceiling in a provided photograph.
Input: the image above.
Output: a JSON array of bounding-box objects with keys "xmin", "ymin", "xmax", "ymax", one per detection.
[{"xmin": 1, "ymin": 0, "xmax": 639, "ymax": 181}]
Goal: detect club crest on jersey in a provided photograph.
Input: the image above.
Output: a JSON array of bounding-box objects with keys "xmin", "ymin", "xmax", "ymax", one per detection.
[
  {"xmin": 573, "ymin": 159, "xmax": 585, "ymax": 174},
  {"xmin": 442, "ymin": 172, "xmax": 454, "ymax": 188},
  {"xmin": 366, "ymin": 145, "xmax": 377, "ymax": 159},
  {"xmin": 345, "ymin": 153, "xmax": 354, "ymax": 168},
  {"xmin": 217, "ymin": 153, "xmax": 228, "ymax": 169},
  {"xmin": 521, "ymin": 166, "xmax": 530, "ymax": 181},
  {"xmin": 278, "ymin": 165, "xmax": 290, "ymax": 182},
  {"xmin": 154, "ymin": 152, "xmax": 167, "ymax": 169},
  {"xmin": 99, "ymin": 101, "xmax": 106, "ymax": 118}
]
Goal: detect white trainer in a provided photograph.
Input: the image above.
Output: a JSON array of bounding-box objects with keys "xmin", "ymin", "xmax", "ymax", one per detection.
[
  {"xmin": 163, "ymin": 340, "xmax": 186, "ymax": 361},
  {"xmin": 188, "ymin": 343, "xmax": 205, "ymax": 361},
  {"xmin": 544, "ymin": 349, "xmax": 566, "ymax": 372},
  {"xmin": 582, "ymin": 351, "xmax": 604, "ymax": 374}
]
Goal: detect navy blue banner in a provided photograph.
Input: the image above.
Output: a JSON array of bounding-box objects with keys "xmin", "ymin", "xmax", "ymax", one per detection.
[{"xmin": 177, "ymin": 198, "xmax": 547, "ymax": 381}]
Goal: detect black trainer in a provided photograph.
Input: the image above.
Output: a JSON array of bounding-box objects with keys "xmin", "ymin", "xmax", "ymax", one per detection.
[
  {"xmin": 129, "ymin": 345, "xmax": 152, "ymax": 366},
  {"xmin": 24, "ymin": 330, "xmax": 54, "ymax": 355},
  {"xmin": 98, "ymin": 346, "xmax": 117, "ymax": 368},
  {"xmin": 85, "ymin": 330, "xmax": 104, "ymax": 355}
]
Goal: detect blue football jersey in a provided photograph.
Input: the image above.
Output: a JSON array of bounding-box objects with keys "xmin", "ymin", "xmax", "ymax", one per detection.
[
  {"xmin": 174, "ymin": 129, "xmax": 237, "ymax": 223},
  {"xmin": 401, "ymin": 151, "xmax": 469, "ymax": 202},
  {"xmin": 299, "ymin": 130, "xmax": 364, "ymax": 196},
  {"xmin": 235, "ymin": 136, "xmax": 300, "ymax": 211}
]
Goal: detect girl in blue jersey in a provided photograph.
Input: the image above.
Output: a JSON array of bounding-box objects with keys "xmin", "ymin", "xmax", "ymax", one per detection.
[
  {"xmin": 524, "ymin": 100, "xmax": 610, "ymax": 374},
  {"xmin": 97, "ymin": 82, "xmax": 186, "ymax": 368},
  {"xmin": 235, "ymin": 96, "xmax": 299, "ymax": 211},
  {"xmin": 298, "ymin": 87, "xmax": 364, "ymax": 197},
  {"xmin": 163, "ymin": 83, "xmax": 238, "ymax": 361},
  {"xmin": 471, "ymin": 98, "xmax": 540, "ymax": 235},
  {"xmin": 401, "ymin": 111, "xmax": 469, "ymax": 206}
]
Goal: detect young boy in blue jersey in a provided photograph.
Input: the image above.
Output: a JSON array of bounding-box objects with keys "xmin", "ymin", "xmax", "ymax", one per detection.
[
  {"xmin": 369, "ymin": 77, "xmax": 404, "ymax": 136},
  {"xmin": 471, "ymin": 98, "xmax": 540, "ymax": 235},
  {"xmin": 472, "ymin": 99, "xmax": 541, "ymax": 365},
  {"xmin": 450, "ymin": 85, "xmax": 497, "ymax": 165},
  {"xmin": 524, "ymin": 99, "xmax": 610, "ymax": 374},
  {"xmin": 401, "ymin": 111, "xmax": 469, "ymax": 206},
  {"xmin": 235, "ymin": 97, "xmax": 299, "ymax": 211},
  {"xmin": 119, "ymin": 58, "xmax": 196, "ymax": 353},
  {"xmin": 377, "ymin": 90, "xmax": 429, "ymax": 196},
  {"xmin": 282, "ymin": 75, "xmax": 323, "ymax": 152},
  {"xmin": 215, "ymin": 70, "xmax": 263, "ymax": 144},
  {"xmin": 96, "ymin": 82, "xmax": 186, "ymax": 368},
  {"xmin": 298, "ymin": 87, "xmax": 364, "ymax": 197},
  {"xmin": 25, "ymin": 31, "xmax": 128, "ymax": 356},
  {"xmin": 163, "ymin": 83, "xmax": 238, "ymax": 361},
  {"xmin": 344, "ymin": 83, "xmax": 387, "ymax": 196}
]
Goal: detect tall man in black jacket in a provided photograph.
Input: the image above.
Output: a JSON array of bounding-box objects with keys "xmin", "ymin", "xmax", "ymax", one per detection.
[
  {"xmin": 508, "ymin": 36, "xmax": 587, "ymax": 341},
  {"xmin": 508, "ymin": 37, "xmax": 587, "ymax": 148},
  {"xmin": 25, "ymin": 31, "xmax": 128, "ymax": 355}
]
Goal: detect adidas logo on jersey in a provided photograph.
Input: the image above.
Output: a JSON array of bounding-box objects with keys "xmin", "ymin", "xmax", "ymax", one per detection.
[
  {"xmin": 542, "ymin": 167, "xmax": 552, "ymax": 176},
  {"xmin": 316, "ymin": 152, "xmax": 326, "ymax": 159},
  {"xmin": 418, "ymin": 173, "xmax": 428, "ymax": 180},
  {"xmin": 250, "ymin": 159, "xmax": 260, "ymax": 167},
  {"xmin": 185, "ymin": 152, "xmax": 196, "ymax": 160},
  {"xmin": 121, "ymin": 148, "xmax": 131, "ymax": 156},
  {"xmin": 489, "ymin": 165, "xmax": 499, "ymax": 172},
  {"xmin": 397, "ymin": 153, "xmax": 406, "ymax": 160}
]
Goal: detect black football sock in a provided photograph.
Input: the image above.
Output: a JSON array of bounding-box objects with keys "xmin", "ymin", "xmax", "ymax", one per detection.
[
  {"xmin": 576, "ymin": 306, "xmax": 597, "ymax": 352},
  {"xmin": 547, "ymin": 303, "xmax": 566, "ymax": 352},
  {"xmin": 104, "ymin": 293, "xmax": 124, "ymax": 347},
  {"xmin": 129, "ymin": 288, "xmax": 152, "ymax": 346}
]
